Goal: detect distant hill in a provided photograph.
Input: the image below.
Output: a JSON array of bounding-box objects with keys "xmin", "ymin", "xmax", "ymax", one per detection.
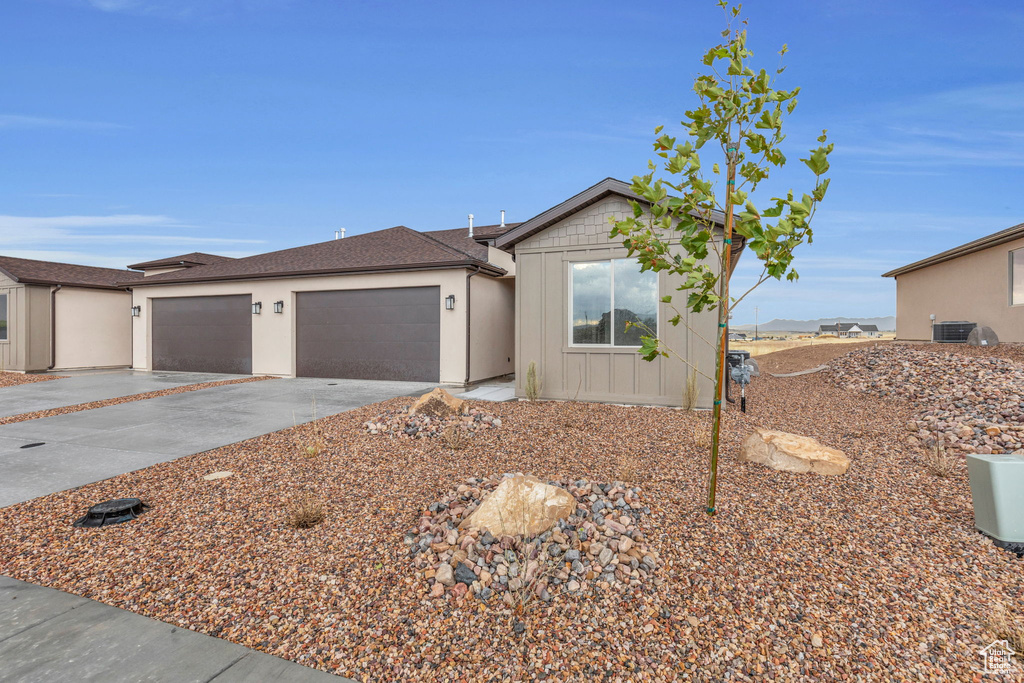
[{"xmin": 732, "ymin": 316, "xmax": 896, "ymax": 333}]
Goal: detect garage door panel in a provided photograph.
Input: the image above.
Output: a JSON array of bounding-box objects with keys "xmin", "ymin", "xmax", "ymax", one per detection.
[
  {"xmin": 296, "ymin": 287, "xmax": 440, "ymax": 381},
  {"xmin": 298, "ymin": 322, "xmax": 438, "ymax": 345},
  {"xmin": 152, "ymin": 295, "xmax": 252, "ymax": 374}
]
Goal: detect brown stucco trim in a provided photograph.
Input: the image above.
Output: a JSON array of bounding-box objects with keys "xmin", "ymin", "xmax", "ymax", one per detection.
[
  {"xmin": 123, "ymin": 261, "xmax": 506, "ymax": 287},
  {"xmin": 883, "ymin": 221, "xmax": 1024, "ymax": 278}
]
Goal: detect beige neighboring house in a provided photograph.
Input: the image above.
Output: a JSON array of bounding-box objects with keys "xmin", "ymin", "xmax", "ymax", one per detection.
[
  {"xmin": 495, "ymin": 178, "xmax": 742, "ymax": 408},
  {"xmin": 0, "ymin": 256, "xmax": 140, "ymax": 372},
  {"xmin": 883, "ymin": 221, "xmax": 1024, "ymax": 342}
]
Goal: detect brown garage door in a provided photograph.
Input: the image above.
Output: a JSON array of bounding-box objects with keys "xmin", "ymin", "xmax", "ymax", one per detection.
[
  {"xmin": 152, "ymin": 295, "xmax": 252, "ymax": 374},
  {"xmin": 296, "ymin": 287, "xmax": 440, "ymax": 381}
]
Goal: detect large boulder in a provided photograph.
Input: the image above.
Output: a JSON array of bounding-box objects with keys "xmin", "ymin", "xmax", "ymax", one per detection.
[
  {"xmin": 460, "ymin": 474, "xmax": 575, "ymax": 537},
  {"xmin": 739, "ymin": 428, "xmax": 850, "ymax": 475},
  {"xmin": 967, "ymin": 326, "xmax": 999, "ymax": 347},
  {"xmin": 409, "ymin": 387, "xmax": 466, "ymax": 418}
]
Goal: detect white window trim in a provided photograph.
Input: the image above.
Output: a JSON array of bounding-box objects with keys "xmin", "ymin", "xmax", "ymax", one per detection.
[
  {"xmin": 1011, "ymin": 247, "xmax": 1024, "ymax": 307},
  {"xmin": 567, "ymin": 259, "xmax": 659, "ymax": 349}
]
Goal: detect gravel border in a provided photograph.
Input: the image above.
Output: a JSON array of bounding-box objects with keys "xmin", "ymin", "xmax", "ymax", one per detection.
[
  {"xmin": 0, "ymin": 372, "xmax": 65, "ymax": 389},
  {"xmin": 0, "ymin": 376, "xmax": 275, "ymax": 426},
  {"xmin": 0, "ymin": 349, "xmax": 1021, "ymax": 680}
]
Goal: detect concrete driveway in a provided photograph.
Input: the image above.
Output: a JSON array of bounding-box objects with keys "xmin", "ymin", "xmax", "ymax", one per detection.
[
  {"xmin": 0, "ymin": 369, "xmax": 251, "ymax": 419},
  {"xmin": 0, "ymin": 373, "xmax": 436, "ymax": 507}
]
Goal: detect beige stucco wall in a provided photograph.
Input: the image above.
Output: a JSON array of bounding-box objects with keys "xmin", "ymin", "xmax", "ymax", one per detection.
[
  {"xmin": 894, "ymin": 235, "xmax": 1024, "ymax": 342},
  {"xmin": 131, "ymin": 269, "xmax": 485, "ymax": 383},
  {"xmin": 487, "ymin": 247, "xmax": 516, "ymax": 276},
  {"xmin": 54, "ymin": 287, "xmax": 132, "ymax": 369},
  {"xmin": 24, "ymin": 285, "xmax": 53, "ymax": 372},
  {"xmin": 514, "ymin": 197, "xmax": 718, "ymax": 407},
  {"xmin": 141, "ymin": 266, "xmax": 186, "ymax": 277},
  {"xmin": 469, "ymin": 275, "xmax": 515, "ymax": 382}
]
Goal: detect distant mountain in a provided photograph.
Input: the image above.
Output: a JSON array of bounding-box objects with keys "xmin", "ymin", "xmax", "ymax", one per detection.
[{"xmin": 732, "ymin": 316, "xmax": 896, "ymax": 333}]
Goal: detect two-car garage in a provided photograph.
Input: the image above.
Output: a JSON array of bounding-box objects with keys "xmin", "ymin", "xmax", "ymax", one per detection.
[{"xmin": 149, "ymin": 287, "xmax": 441, "ymax": 381}]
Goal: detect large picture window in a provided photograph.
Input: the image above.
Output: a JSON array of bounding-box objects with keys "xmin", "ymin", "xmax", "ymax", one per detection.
[
  {"xmin": 571, "ymin": 259, "xmax": 658, "ymax": 346},
  {"xmin": 0, "ymin": 293, "xmax": 7, "ymax": 341},
  {"xmin": 1013, "ymin": 248, "xmax": 1024, "ymax": 306}
]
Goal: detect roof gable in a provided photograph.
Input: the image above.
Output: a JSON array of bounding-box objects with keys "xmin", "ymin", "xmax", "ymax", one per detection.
[
  {"xmin": 495, "ymin": 178, "xmax": 730, "ymax": 251},
  {"xmin": 127, "ymin": 252, "xmax": 234, "ymax": 270}
]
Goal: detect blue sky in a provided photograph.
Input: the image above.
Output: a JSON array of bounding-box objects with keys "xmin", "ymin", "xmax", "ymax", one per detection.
[{"xmin": 2, "ymin": 0, "xmax": 1022, "ymax": 324}]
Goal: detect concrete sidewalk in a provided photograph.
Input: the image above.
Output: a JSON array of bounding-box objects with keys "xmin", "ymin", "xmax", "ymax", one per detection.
[
  {"xmin": 0, "ymin": 576, "xmax": 350, "ymax": 682},
  {"xmin": 0, "ymin": 376, "xmax": 437, "ymax": 507}
]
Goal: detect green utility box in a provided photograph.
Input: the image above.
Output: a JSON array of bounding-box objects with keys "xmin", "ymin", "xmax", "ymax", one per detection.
[{"xmin": 966, "ymin": 453, "xmax": 1024, "ymax": 543}]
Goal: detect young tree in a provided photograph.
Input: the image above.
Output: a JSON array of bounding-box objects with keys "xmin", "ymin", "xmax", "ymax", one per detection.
[{"xmin": 610, "ymin": 2, "xmax": 833, "ymax": 515}]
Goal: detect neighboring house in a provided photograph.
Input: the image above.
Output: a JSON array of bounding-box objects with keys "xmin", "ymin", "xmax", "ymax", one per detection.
[
  {"xmin": 727, "ymin": 332, "xmax": 747, "ymax": 341},
  {"xmin": 0, "ymin": 256, "xmax": 142, "ymax": 372},
  {"xmin": 883, "ymin": 221, "xmax": 1024, "ymax": 342},
  {"xmin": 1, "ymin": 178, "xmax": 744, "ymax": 407},
  {"xmin": 495, "ymin": 178, "xmax": 743, "ymax": 408},
  {"xmin": 816, "ymin": 322, "xmax": 880, "ymax": 338}
]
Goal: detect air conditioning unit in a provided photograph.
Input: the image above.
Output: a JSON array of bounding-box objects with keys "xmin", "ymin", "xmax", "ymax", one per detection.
[{"xmin": 932, "ymin": 321, "xmax": 976, "ymax": 343}]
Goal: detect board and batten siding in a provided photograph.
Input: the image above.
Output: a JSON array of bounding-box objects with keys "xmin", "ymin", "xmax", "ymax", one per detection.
[
  {"xmin": 514, "ymin": 197, "xmax": 718, "ymax": 407},
  {"xmin": 0, "ymin": 277, "xmax": 53, "ymax": 373}
]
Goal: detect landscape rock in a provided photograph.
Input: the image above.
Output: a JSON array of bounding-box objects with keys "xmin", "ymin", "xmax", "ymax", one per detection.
[
  {"xmin": 411, "ymin": 475, "xmax": 657, "ymax": 602},
  {"xmin": 408, "ymin": 387, "xmax": 466, "ymax": 418},
  {"xmin": 739, "ymin": 428, "xmax": 851, "ymax": 475},
  {"xmin": 966, "ymin": 326, "xmax": 999, "ymax": 347},
  {"xmin": 827, "ymin": 345, "xmax": 1024, "ymax": 454},
  {"xmin": 460, "ymin": 474, "xmax": 575, "ymax": 537},
  {"xmin": 435, "ymin": 563, "xmax": 454, "ymax": 587}
]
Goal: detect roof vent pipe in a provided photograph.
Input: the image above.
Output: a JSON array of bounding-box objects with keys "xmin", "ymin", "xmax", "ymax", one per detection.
[
  {"xmin": 335, "ymin": 228, "xmax": 346, "ymax": 240},
  {"xmin": 468, "ymin": 214, "xmax": 474, "ymax": 238},
  {"xmin": 500, "ymin": 210, "xmax": 505, "ymax": 227}
]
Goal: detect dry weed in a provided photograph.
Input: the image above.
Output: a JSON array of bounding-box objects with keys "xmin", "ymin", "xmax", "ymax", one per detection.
[
  {"xmin": 693, "ymin": 421, "xmax": 712, "ymax": 449},
  {"xmin": 922, "ymin": 432, "xmax": 957, "ymax": 478},
  {"xmin": 285, "ymin": 494, "xmax": 325, "ymax": 529},
  {"xmin": 440, "ymin": 424, "xmax": 468, "ymax": 450},
  {"xmin": 986, "ymin": 602, "xmax": 1024, "ymax": 660},
  {"xmin": 525, "ymin": 361, "xmax": 542, "ymax": 401},
  {"xmin": 682, "ymin": 365, "xmax": 700, "ymax": 411},
  {"xmin": 616, "ymin": 455, "xmax": 639, "ymax": 483}
]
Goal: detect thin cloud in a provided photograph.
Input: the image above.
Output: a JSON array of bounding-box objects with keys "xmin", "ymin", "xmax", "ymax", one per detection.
[
  {"xmin": 83, "ymin": 0, "xmax": 294, "ymax": 18},
  {"xmin": 0, "ymin": 114, "xmax": 126, "ymax": 131}
]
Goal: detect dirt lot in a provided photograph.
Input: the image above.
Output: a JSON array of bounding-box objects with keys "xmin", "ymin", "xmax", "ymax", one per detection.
[
  {"xmin": 0, "ymin": 345, "xmax": 1021, "ymax": 681},
  {"xmin": 750, "ymin": 340, "xmax": 886, "ymax": 375},
  {"xmin": 0, "ymin": 372, "xmax": 63, "ymax": 389}
]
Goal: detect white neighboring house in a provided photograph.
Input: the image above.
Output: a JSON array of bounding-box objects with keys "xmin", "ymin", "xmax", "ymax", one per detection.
[{"xmin": 816, "ymin": 322, "xmax": 881, "ymax": 338}]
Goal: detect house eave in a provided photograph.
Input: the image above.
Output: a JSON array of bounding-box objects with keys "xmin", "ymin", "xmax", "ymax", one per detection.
[
  {"xmin": 882, "ymin": 221, "xmax": 1024, "ymax": 278},
  {"xmin": 122, "ymin": 260, "xmax": 506, "ymax": 287}
]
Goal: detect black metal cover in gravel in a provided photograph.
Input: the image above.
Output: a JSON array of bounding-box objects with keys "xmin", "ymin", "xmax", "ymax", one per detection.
[{"xmin": 73, "ymin": 498, "xmax": 149, "ymax": 528}]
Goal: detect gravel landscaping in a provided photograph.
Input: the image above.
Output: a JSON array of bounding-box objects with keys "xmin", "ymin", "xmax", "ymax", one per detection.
[
  {"xmin": 0, "ymin": 375, "xmax": 274, "ymax": 426},
  {"xmin": 0, "ymin": 346, "xmax": 1022, "ymax": 681},
  {"xmin": 828, "ymin": 345, "xmax": 1024, "ymax": 455},
  {"xmin": 0, "ymin": 371, "xmax": 64, "ymax": 389}
]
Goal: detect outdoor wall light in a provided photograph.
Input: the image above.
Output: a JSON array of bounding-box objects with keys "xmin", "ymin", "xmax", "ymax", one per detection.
[
  {"xmin": 273, "ymin": 300, "xmax": 284, "ymax": 314},
  {"xmin": 252, "ymin": 301, "xmax": 262, "ymax": 315},
  {"xmin": 445, "ymin": 294, "xmax": 456, "ymax": 310},
  {"xmin": 131, "ymin": 305, "xmax": 141, "ymax": 317}
]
